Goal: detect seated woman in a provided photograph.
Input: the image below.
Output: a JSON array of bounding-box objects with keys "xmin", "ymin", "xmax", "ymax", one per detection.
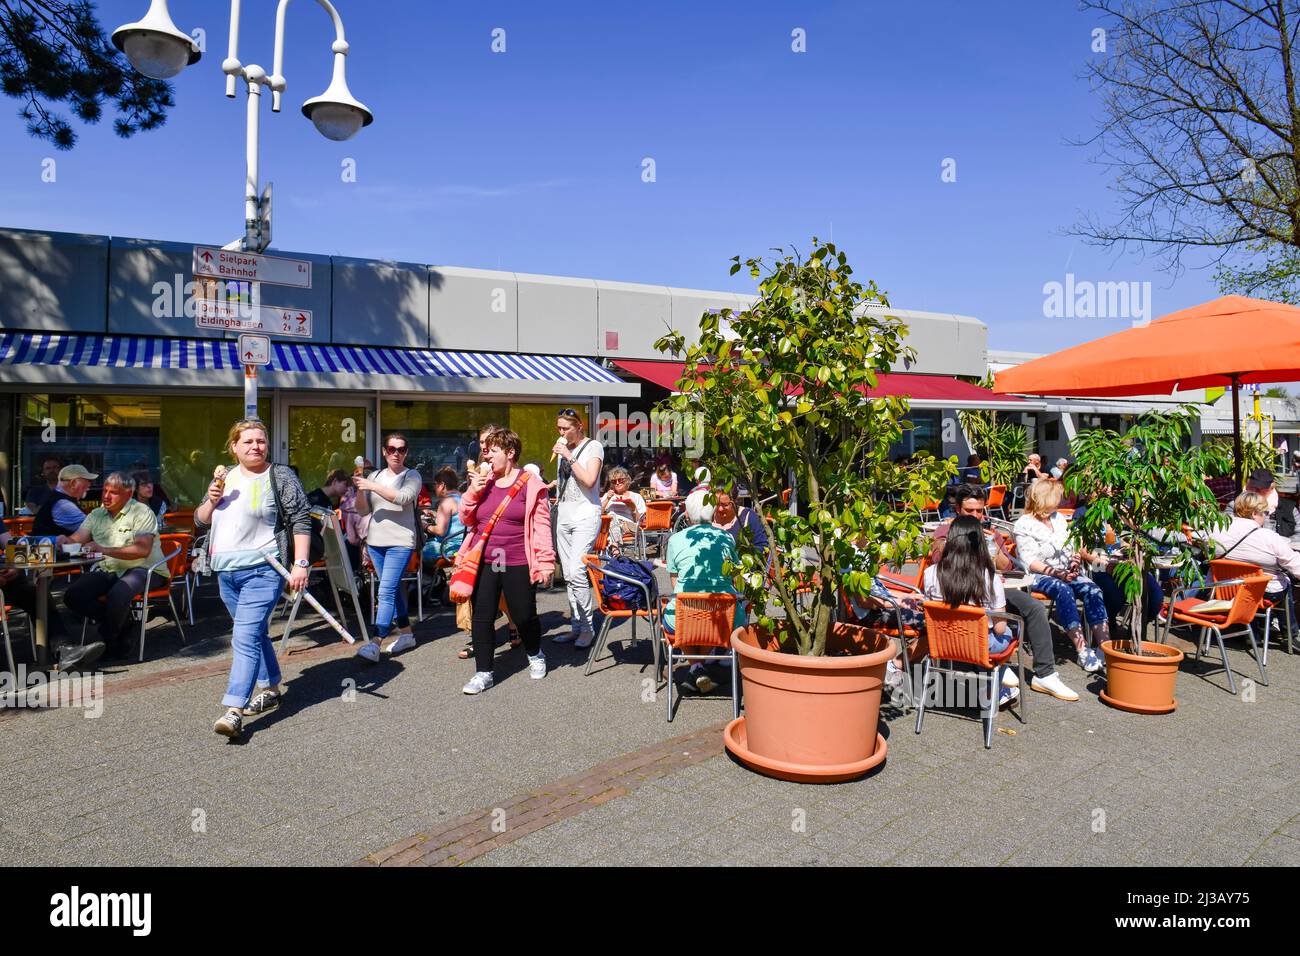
[
  {"xmin": 922, "ymin": 514, "xmax": 1017, "ymax": 708},
  {"xmin": 422, "ymin": 466, "xmax": 466, "ymax": 564},
  {"xmin": 600, "ymin": 467, "xmax": 646, "ymax": 547},
  {"xmin": 131, "ymin": 469, "xmax": 170, "ymax": 519},
  {"xmin": 650, "ymin": 461, "xmax": 680, "ymax": 499},
  {"xmin": 1013, "ymin": 478, "xmax": 1109, "ymax": 674},
  {"xmin": 711, "ymin": 491, "xmax": 769, "ymax": 563},
  {"xmin": 663, "ymin": 488, "xmax": 746, "ymax": 695},
  {"xmin": 1208, "ymin": 491, "xmax": 1300, "ymax": 646}
]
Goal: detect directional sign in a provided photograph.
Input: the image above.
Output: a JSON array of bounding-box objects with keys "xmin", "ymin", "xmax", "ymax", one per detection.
[
  {"xmin": 194, "ymin": 299, "xmax": 313, "ymax": 338},
  {"xmin": 239, "ymin": 333, "xmax": 271, "ymax": 366},
  {"xmin": 193, "ymin": 246, "xmax": 311, "ymax": 289}
]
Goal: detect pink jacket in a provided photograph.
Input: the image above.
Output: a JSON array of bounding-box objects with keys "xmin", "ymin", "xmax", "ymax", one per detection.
[{"xmin": 457, "ymin": 473, "xmax": 556, "ymax": 583}]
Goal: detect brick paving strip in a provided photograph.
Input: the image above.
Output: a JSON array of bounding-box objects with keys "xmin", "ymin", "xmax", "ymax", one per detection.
[{"xmin": 356, "ymin": 721, "xmax": 730, "ymax": 867}]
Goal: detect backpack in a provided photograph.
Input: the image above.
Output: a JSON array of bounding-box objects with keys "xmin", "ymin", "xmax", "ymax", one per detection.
[{"xmin": 601, "ymin": 556, "xmax": 658, "ymax": 611}]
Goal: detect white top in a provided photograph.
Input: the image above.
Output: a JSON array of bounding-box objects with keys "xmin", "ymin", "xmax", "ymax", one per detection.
[
  {"xmin": 364, "ymin": 467, "xmax": 422, "ymax": 549},
  {"xmin": 558, "ymin": 439, "xmax": 604, "ymax": 510},
  {"xmin": 1209, "ymin": 515, "xmax": 1300, "ymax": 594},
  {"xmin": 209, "ymin": 465, "xmax": 277, "ymax": 571},
  {"xmin": 1012, "ymin": 512, "xmax": 1090, "ymax": 580},
  {"xmin": 922, "ymin": 564, "xmax": 1006, "ymax": 613},
  {"xmin": 604, "ymin": 491, "xmax": 646, "ymax": 524}
]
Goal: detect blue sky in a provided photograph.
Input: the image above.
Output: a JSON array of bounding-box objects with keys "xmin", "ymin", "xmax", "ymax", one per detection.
[{"xmin": 0, "ymin": 0, "xmax": 1237, "ymax": 353}]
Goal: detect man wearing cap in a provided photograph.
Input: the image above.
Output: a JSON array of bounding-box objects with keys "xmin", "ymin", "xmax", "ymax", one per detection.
[
  {"xmin": 30, "ymin": 464, "xmax": 95, "ymax": 537},
  {"xmin": 58, "ymin": 471, "xmax": 168, "ymax": 662}
]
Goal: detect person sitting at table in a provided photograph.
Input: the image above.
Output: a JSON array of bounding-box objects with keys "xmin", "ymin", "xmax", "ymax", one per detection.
[
  {"xmin": 923, "ymin": 514, "xmax": 1018, "ymax": 709},
  {"xmin": 1013, "ymin": 478, "xmax": 1110, "ymax": 675},
  {"xmin": 0, "ymin": 527, "xmax": 100, "ymax": 671},
  {"xmin": 929, "ymin": 483, "xmax": 1077, "ymax": 700},
  {"xmin": 601, "ymin": 467, "xmax": 646, "ymax": 546},
  {"xmin": 650, "ymin": 461, "xmax": 679, "ymax": 499},
  {"xmin": 22, "ymin": 454, "xmax": 62, "ymax": 513},
  {"xmin": 664, "ymin": 487, "xmax": 746, "ymax": 695},
  {"xmin": 1069, "ymin": 494, "xmax": 1164, "ymax": 635},
  {"xmin": 1208, "ymin": 490, "xmax": 1300, "ymax": 648},
  {"xmin": 1022, "ymin": 453, "xmax": 1044, "ymax": 484},
  {"xmin": 31, "ymin": 464, "xmax": 95, "ymax": 537},
  {"xmin": 711, "ymin": 490, "xmax": 770, "ymax": 564},
  {"xmin": 131, "ymin": 470, "xmax": 170, "ymax": 520},
  {"xmin": 58, "ymin": 471, "xmax": 169, "ymax": 663}
]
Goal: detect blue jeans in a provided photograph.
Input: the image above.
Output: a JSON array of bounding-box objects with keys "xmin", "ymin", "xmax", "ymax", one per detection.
[
  {"xmin": 369, "ymin": 545, "xmax": 413, "ymax": 639},
  {"xmin": 217, "ymin": 563, "xmax": 283, "ymax": 708},
  {"xmin": 1032, "ymin": 575, "xmax": 1108, "ymax": 631}
]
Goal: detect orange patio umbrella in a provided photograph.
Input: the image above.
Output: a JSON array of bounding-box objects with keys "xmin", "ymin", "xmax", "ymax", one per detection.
[{"xmin": 992, "ymin": 296, "xmax": 1300, "ymax": 489}]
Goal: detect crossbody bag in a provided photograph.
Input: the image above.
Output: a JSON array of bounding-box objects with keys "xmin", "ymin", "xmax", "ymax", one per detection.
[{"xmin": 449, "ymin": 470, "xmax": 531, "ymax": 603}]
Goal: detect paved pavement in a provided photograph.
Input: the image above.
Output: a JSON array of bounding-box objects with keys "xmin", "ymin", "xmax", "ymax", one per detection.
[{"xmin": 3, "ymin": 571, "xmax": 1299, "ymax": 867}]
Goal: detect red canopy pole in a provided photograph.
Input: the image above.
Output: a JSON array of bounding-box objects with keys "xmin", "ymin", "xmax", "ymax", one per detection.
[{"xmin": 1231, "ymin": 374, "xmax": 1243, "ymax": 495}]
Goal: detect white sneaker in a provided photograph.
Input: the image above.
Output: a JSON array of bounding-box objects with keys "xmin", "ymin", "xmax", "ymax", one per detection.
[
  {"xmin": 355, "ymin": 640, "xmax": 381, "ymax": 663},
  {"xmin": 1077, "ymin": 649, "xmax": 1102, "ymax": 673},
  {"xmin": 1001, "ymin": 668, "xmax": 1019, "ymax": 689},
  {"xmin": 462, "ymin": 671, "xmax": 494, "ymax": 695},
  {"xmin": 1031, "ymin": 672, "xmax": 1080, "ymax": 702},
  {"xmin": 386, "ymin": 632, "xmax": 417, "ymax": 655},
  {"xmin": 528, "ymin": 653, "xmax": 547, "ymax": 680}
]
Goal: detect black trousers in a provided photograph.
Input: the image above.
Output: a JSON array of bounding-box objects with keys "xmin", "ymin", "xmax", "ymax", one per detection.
[
  {"xmin": 471, "ymin": 564, "xmax": 540, "ymax": 672},
  {"xmin": 63, "ymin": 568, "xmax": 163, "ymax": 652},
  {"xmin": 1004, "ymin": 587, "xmax": 1056, "ymax": 679}
]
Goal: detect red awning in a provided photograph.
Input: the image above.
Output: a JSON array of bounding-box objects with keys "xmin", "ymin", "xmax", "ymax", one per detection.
[{"xmin": 613, "ymin": 360, "xmax": 1030, "ymax": 409}]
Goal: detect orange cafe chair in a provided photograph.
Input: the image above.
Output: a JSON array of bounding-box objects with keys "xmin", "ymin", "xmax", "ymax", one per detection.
[
  {"xmin": 658, "ymin": 591, "xmax": 738, "ymax": 722},
  {"xmin": 582, "ymin": 554, "xmax": 660, "ymax": 678},
  {"xmin": 1165, "ymin": 572, "xmax": 1269, "ymax": 695},
  {"xmin": 1210, "ymin": 558, "xmax": 1291, "ymax": 665},
  {"xmin": 916, "ymin": 601, "xmax": 1026, "ymax": 749}
]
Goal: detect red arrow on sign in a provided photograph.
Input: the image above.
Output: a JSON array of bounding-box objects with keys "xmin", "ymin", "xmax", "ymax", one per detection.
[
  {"xmin": 202, "ymin": 251, "xmax": 213, "ymax": 263},
  {"xmin": 244, "ymin": 351, "xmax": 255, "ymax": 360},
  {"xmin": 296, "ymin": 313, "xmax": 306, "ymax": 324}
]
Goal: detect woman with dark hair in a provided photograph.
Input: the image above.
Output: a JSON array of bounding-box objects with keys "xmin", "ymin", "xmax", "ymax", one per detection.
[
  {"xmin": 131, "ymin": 469, "xmax": 170, "ymax": 518},
  {"xmin": 353, "ymin": 433, "xmax": 422, "ymax": 662},
  {"xmin": 922, "ymin": 514, "xmax": 1018, "ymax": 708}
]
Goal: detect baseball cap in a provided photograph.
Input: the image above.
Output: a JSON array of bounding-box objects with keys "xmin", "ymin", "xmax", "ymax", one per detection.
[
  {"xmin": 1246, "ymin": 468, "xmax": 1274, "ymax": 489},
  {"xmin": 59, "ymin": 464, "xmax": 98, "ymax": 482}
]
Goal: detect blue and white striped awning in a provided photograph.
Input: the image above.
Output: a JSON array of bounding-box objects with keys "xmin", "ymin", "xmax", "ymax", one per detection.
[{"xmin": 0, "ymin": 332, "xmax": 625, "ymax": 388}]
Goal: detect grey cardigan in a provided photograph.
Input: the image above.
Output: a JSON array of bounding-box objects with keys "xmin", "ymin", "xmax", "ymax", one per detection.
[{"xmin": 194, "ymin": 463, "xmax": 312, "ymax": 569}]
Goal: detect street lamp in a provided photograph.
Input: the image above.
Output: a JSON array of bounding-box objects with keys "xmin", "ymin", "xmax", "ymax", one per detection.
[{"xmin": 113, "ymin": 0, "xmax": 373, "ymax": 252}]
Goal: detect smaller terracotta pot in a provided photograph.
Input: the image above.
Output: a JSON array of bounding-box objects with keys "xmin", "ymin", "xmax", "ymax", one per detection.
[{"xmin": 1099, "ymin": 639, "xmax": 1183, "ymax": 714}]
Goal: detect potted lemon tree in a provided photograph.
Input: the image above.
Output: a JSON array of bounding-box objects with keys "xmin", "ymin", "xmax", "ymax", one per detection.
[
  {"xmin": 655, "ymin": 239, "xmax": 951, "ymax": 782},
  {"xmin": 1065, "ymin": 408, "xmax": 1230, "ymax": 713}
]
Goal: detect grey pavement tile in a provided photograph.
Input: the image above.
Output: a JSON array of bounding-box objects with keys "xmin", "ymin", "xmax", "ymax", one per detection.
[{"xmin": 1244, "ymin": 833, "xmax": 1300, "ymax": 866}]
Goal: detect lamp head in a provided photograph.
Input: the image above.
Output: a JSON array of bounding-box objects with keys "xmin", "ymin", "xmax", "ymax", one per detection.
[
  {"xmin": 302, "ymin": 75, "xmax": 373, "ymax": 142},
  {"xmin": 111, "ymin": 0, "xmax": 200, "ymax": 80}
]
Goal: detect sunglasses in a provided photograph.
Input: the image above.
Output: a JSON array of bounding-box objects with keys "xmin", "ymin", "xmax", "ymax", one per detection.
[
  {"xmin": 385, "ymin": 445, "xmax": 408, "ymax": 455},
  {"xmin": 559, "ymin": 408, "xmax": 578, "ymax": 417}
]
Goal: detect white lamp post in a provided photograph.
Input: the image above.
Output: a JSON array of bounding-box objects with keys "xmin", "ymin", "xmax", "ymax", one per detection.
[{"xmin": 113, "ymin": 0, "xmax": 373, "ymax": 252}]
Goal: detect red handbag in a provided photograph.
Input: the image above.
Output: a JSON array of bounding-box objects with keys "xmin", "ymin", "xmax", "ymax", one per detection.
[{"xmin": 449, "ymin": 471, "xmax": 531, "ymax": 603}]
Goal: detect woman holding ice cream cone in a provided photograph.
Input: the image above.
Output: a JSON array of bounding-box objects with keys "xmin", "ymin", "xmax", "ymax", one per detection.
[
  {"xmin": 353, "ymin": 433, "xmax": 423, "ymax": 663},
  {"xmin": 551, "ymin": 408, "xmax": 604, "ymax": 647},
  {"xmin": 194, "ymin": 418, "xmax": 311, "ymax": 740}
]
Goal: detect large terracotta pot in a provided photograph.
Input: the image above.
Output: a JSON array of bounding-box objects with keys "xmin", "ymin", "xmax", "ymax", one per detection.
[
  {"xmin": 724, "ymin": 623, "xmax": 895, "ymax": 784},
  {"xmin": 1099, "ymin": 639, "xmax": 1183, "ymax": 714}
]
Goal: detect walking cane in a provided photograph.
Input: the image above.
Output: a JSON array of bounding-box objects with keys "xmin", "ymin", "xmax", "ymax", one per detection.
[{"xmin": 264, "ymin": 551, "xmax": 358, "ymax": 644}]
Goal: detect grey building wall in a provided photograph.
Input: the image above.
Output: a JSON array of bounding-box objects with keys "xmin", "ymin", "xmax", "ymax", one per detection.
[{"xmin": 0, "ymin": 227, "xmax": 990, "ymax": 373}]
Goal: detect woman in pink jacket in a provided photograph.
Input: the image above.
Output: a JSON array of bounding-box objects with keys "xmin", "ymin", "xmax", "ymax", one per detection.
[{"xmin": 457, "ymin": 428, "xmax": 555, "ymax": 694}]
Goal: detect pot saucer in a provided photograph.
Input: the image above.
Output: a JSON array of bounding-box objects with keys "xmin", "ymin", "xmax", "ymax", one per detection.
[
  {"xmin": 724, "ymin": 717, "xmax": 887, "ymax": 784},
  {"xmin": 1098, "ymin": 689, "xmax": 1177, "ymax": 714}
]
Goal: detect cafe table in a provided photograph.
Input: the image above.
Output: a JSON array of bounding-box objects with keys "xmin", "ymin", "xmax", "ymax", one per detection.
[{"xmin": 11, "ymin": 555, "xmax": 101, "ymax": 667}]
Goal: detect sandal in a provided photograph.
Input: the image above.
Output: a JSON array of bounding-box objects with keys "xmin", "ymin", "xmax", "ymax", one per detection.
[
  {"xmin": 457, "ymin": 642, "xmax": 473, "ymax": 660},
  {"xmin": 509, "ymin": 630, "xmax": 521, "ymax": 649}
]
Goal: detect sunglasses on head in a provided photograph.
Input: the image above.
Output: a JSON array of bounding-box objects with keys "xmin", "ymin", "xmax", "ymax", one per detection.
[
  {"xmin": 385, "ymin": 445, "xmax": 408, "ymax": 455},
  {"xmin": 559, "ymin": 408, "xmax": 578, "ymax": 417}
]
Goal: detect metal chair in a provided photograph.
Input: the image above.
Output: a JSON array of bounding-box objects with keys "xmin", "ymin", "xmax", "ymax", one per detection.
[
  {"xmin": 368, "ymin": 547, "xmax": 424, "ymax": 624},
  {"xmin": 841, "ymin": 583, "xmax": 922, "ymax": 713},
  {"xmin": 581, "ymin": 553, "xmax": 660, "ymax": 677},
  {"xmin": 643, "ymin": 500, "xmax": 675, "ymax": 556},
  {"xmin": 1, "ymin": 590, "xmax": 35, "ymax": 676},
  {"xmin": 1210, "ymin": 558, "xmax": 1292, "ymax": 663},
  {"xmin": 606, "ymin": 511, "xmax": 646, "ymax": 559},
  {"xmin": 1163, "ymin": 572, "xmax": 1269, "ymax": 694},
  {"xmin": 658, "ymin": 591, "xmax": 738, "ymax": 722},
  {"xmin": 986, "ymin": 484, "xmax": 1009, "ymax": 521},
  {"xmin": 915, "ymin": 601, "xmax": 1026, "ymax": 749},
  {"xmin": 590, "ymin": 514, "xmax": 613, "ymax": 556}
]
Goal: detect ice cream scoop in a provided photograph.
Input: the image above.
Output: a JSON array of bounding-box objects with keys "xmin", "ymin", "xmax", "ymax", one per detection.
[
  {"xmin": 354, "ymin": 455, "xmax": 365, "ymax": 475},
  {"xmin": 213, "ymin": 464, "xmax": 228, "ymax": 492},
  {"xmin": 478, "ymin": 462, "xmax": 492, "ymax": 476}
]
